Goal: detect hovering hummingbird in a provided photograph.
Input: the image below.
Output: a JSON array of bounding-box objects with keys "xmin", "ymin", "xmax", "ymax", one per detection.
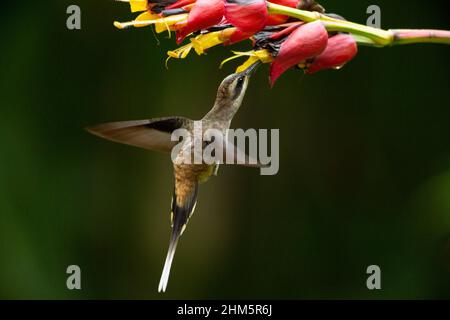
[{"xmin": 86, "ymin": 62, "xmax": 261, "ymax": 292}]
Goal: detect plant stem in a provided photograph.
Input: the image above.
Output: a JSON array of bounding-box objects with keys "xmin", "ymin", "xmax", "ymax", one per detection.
[
  {"xmin": 266, "ymin": 2, "xmax": 450, "ymax": 47},
  {"xmin": 390, "ymin": 29, "xmax": 450, "ymax": 45}
]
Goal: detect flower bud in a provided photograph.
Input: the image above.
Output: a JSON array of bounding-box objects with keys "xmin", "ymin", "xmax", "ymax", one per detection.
[
  {"xmin": 224, "ymin": 0, "xmax": 268, "ymax": 34},
  {"xmin": 305, "ymin": 34, "xmax": 358, "ymax": 74},
  {"xmin": 269, "ymin": 20, "xmax": 328, "ymax": 85}
]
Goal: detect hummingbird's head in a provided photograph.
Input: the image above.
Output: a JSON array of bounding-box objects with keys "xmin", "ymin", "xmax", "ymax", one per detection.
[{"xmin": 213, "ymin": 61, "xmax": 260, "ymax": 119}]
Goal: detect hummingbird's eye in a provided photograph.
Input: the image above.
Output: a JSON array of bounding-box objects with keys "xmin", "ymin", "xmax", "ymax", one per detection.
[
  {"xmin": 231, "ymin": 76, "xmax": 246, "ymax": 99},
  {"xmin": 235, "ymin": 77, "xmax": 245, "ymax": 92},
  {"xmin": 236, "ymin": 77, "xmax": 244, "ymax": 88}
]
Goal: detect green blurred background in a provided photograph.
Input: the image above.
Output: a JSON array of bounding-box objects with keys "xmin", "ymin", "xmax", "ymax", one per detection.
[{"xmin": 0, "ymin": 0, "xmax": 449, "ymax": 299}]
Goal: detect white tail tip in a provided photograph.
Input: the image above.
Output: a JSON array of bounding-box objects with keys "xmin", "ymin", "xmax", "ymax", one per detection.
[{"xmin": 158, "ymin": 239, "xmax": 178, "ymax": 293}]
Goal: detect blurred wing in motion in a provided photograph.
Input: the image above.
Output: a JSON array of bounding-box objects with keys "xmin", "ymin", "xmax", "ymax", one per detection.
[{"xmin": 86, "ymin": 117, "xmax": 191, "ymax": 153}]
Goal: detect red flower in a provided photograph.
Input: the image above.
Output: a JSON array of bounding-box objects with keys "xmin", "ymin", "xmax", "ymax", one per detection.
[
  {"xmin": 305, "ymin": 34, "xmax": 358, "ymax": 74},
  {"xmin": 269, "ymin": 21, "xmax": 328, "ymax": 85},
  {"xmin": 265, "ymin": 0, "xmax": 301, "ymax": 26},
  {"xmin": 268, "ymin": 21, "xmax": 304, "ymax": 40},
  {"xmin": 221, "ymin": 28, "xmax": 254, "ymax": 45},
  {"xmin": 166, "ymin": 0, "xmax": 197, "ymax": 10},
  {"xmin": 176, "ymin": 0, "xmax": 224, "ymax": 44},
  {"xmin": 224, "ymin": 0, "xmax": 268, "ymax": 34},
  {"xmin": 273, "ymin": 0, "xmax": 300, "ymax": 6}
]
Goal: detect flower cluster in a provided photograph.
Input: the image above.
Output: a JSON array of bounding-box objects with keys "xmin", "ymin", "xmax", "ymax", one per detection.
[{"xmin": 115, "ymin": 0, "xmax": 358, "ymax": 85}]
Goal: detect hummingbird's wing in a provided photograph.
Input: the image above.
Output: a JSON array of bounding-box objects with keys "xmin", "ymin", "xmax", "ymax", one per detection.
[{"xmin": 86, "ymin": 117, "xmax": 192, "ymax": 153}]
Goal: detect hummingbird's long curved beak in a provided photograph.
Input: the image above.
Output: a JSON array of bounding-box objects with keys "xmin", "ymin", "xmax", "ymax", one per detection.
[{"xmin": 242, "ymin": 60, "xmax": 262, "ymax": 76}]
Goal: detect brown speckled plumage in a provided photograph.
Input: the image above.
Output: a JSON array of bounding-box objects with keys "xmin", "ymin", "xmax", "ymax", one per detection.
[{"xmin": 173, "ymin": 163, "xmax": 209, "ymax": 206}]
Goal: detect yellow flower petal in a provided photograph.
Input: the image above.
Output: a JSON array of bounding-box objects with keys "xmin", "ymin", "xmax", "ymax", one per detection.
[
  {"xmin": 220, "ymin": 53, "xmax": 247, "ymax": 69},
  {"xmin": 166, "ymin": 31, "xmax": 225, "ymax": 63},
  {"xmin": 236, "ymin": 56, "xmax": 261, "ymax": 73},
  {"xmin": 166, "ymin": 43, "xmax": 194, "ymax": 68},
  {"xmin": 191, "ymin": 32, "xmax": 223, "ymax": 55},
  {"xmin": 113, "ymin": 13, "xmax": 188, "ymax": 30},
  {"xmin": 134, "ymin": 11, "xmax": 159, "ymax": 28},
  {"xmin": 154, "ymin": 14, "xmax": 189, "ymax": 33},
  {"xmin": 167, "ymin": 43, "xmax": 193, "ymax": 59},
  {"xmin": 130, "ymin": 0, "xmax": 148, "ymax": 13},
  {"xmin": 220, "ymin": 51, "xmax": 253, "ymax": 69},
  {"xmin": 220, "ymin": 50, "xmax": 273, "ymax": 72},
  {"xmin": 254, "ymin": 50, "xmax": 273, "ymax": 63}
]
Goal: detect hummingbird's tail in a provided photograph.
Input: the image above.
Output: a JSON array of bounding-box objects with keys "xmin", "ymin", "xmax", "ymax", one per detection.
[{"xmin": 158, "ymin": 182, "xmax": 198, "ymax": 292}]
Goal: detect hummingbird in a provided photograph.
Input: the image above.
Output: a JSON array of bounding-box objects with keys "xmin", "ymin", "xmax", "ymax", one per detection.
[{"xmin": 86, "ymin": 62, "xmax": 260, "ymax": 292}]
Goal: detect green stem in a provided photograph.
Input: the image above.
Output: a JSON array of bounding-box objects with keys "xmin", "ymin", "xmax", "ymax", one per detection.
[{"xmin": 266, "ymin": 2, "xmax": 450, "ymax": 47}]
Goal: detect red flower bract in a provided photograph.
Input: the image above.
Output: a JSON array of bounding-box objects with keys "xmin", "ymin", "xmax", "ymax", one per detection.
[
  {"xmin": 274, "ymin": 0, "xmax": 300, "ymax": 6},
  {"xmin": 176, "ymin": 0, "xmax": 224, "ymax": 44},
  {"xmin": 269, "ymin": 20, "xmax": 329, "ymax": 85},
  {"xmin": 224, "ymin": 28, "xmax": 254, "ymax": 45},
  {"xmin": 166, "ymin": 0, "xmax": 196, "ymax": 10},
  {"xmin": 224, "ymin": 0, "xmax": 268, "ymax": 34},
  {"xmin": 265, "ymin": 0, "xmax": 301, "ymax": 26},
  {"xmin": 305, "ymin": 34, "xmax": 358, "ymax": 74}
]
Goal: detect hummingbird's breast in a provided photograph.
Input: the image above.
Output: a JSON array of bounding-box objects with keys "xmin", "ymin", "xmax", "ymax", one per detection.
[
  {"xmin": 172, "ymin": 120, "xmax": 226, "ymax": 206},
  {"xmin": 173, "ymin": 163, "xmax": 212, "ymax": 206}
]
